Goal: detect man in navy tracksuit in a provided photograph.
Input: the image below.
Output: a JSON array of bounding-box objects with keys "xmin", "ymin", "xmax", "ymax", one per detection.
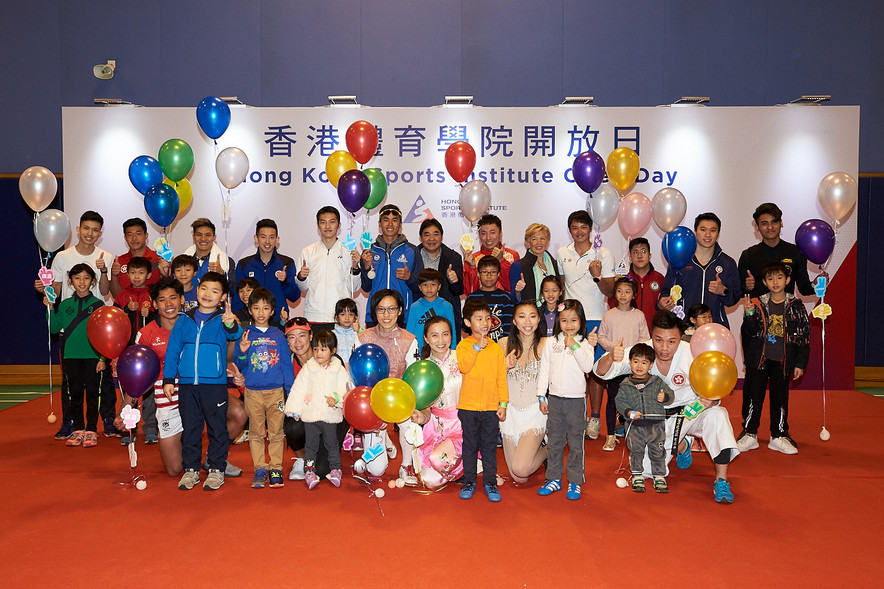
[
  {"xmin": 164, "ymin": 272, "xmax": 244, "ymax": 491},
  {"xmin": 232, "ymin": 218, "xmax": 301, "ymax": 321},
  {"xmin": 359, "ymin": 204, "xmax": 417, "ymax": 325},
  {"xmin": 658, "ymin": 212, "xmax": 742, "ymax": 327}
]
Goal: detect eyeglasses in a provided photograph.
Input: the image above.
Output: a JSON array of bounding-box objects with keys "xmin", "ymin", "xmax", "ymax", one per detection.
[
  {"xmin": 376, "ymin": 306, "xmax": 400, "ymax": 315},
  {"xmin": 479, "ymin": 270, "xmax": 498, "ymax": 276}
]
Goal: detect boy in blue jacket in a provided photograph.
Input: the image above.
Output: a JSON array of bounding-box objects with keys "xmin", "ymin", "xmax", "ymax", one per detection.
[{"xmin": 164, "ymin": 272, "xmax": 243, "ymax": 491}]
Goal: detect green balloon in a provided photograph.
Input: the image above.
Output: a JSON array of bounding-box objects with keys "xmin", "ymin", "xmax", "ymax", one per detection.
[
  {"xmin": 363, "ymin": 168, "xmax": 387, "ymax": 211},
  {"xmin": 158, "ymin": 139, "xmax": 194, "ymax": 182},
  {"xmin": 403, "ymin": 360, "xmax": 444, "ymax": 410}
]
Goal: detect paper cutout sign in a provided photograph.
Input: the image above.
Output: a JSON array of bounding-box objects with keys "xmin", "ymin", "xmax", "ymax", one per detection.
[
  {"xmin": 812, "ymin": 303, "xmax": 832, "ymax": 320},
  {"xmin": 38, "ymin": 266, "xmax": 54, "ymax": 286},
  {"xmin": 814, "ymin": 276, "xmax": 828, "ymax": 298},
  {"xmin": 121, "ymin": 404, "xmax": 141, "ymax": 430},
  {"xmin": 670, "ymin": 285, "xmax": 683, "ymax": 305},
  {"xmin": 154, "ymin": 238, "xmax": 174, "ymax": 262},
  {"xmin": 683, "ymin": 400, "xmax": 705, "ymax": 420},
  {"xmin": 672, "ymin": 305, "xmax": 685, "ymax": 320},
  {"xmin": 360, "ymin": 231, "xmax": 373, "ymax": 250},
  {"xmin": 460, "ymin": 234, "xmax": 475, "ymax": 254},
  {"xmin": 615, "ymin": 258, "xmax": 629, "ymax": 276},
  {"xmin": 341, "ymin": 233, "xmax": 357, "ymax": 251}
]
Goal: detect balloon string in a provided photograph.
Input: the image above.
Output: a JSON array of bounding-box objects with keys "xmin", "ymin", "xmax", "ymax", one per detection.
[
  {"xmin": 821, "ymin": 294, "xmax": 827, "ymax": 430},
  {"xmin": 46, "ymin": 303, "xmax": 53, "ymax": 412}
]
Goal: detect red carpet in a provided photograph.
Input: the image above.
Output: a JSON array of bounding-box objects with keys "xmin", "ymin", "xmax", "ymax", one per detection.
[{"xmin": 0, "ymin": 390, "xmax": 882, "ymax": 588}]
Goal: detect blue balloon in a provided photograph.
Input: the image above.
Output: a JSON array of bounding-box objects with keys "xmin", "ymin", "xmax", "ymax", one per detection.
[
  {"xmin": 661, "ymin": 226, "xmax": 697, "ymax": 270},
  {"xmin": 196, "ymin": 96, "xmax": 231, "ymax": 140},
  {"xmin": 128, "ymin": 156, "xmax": 163, "ymax": 195},
  {"xmin": 144, "ymin": 183, "xmax": 180, "ymax": 228},
  {"xmin": 349, "ymin": 344, "xmax": 390, "ymax": 387}
]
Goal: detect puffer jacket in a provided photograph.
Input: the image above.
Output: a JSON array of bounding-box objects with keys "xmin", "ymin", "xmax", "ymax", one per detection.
[{"xmin": 284, "ymin": 357, "xmax": 350, "ymax": 423}]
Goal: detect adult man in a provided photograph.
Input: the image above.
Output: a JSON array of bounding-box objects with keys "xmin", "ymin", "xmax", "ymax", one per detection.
[
  {"xmin": 407, "ymin": 218, "xmax": 465, "ymax": 339},
  {"xmin": 595, "ymin": 311, "xmax": 739, "ymax": 503},
  {"xmin": 295, "ymin": 206, "xmax": 360, "ymax": 331},
  {"xmin": 183, "ymin": 218, "xmax": 236, "ymax": 287},
  {"xmin": 557, "ymin": 210, "xmax": 615, "ymax": 440},
  {"xmin": 359, "ymin": 204, "xmax": 417, "ymax": 324},
  {"xmin": 234, "ymin": 218, "xmax": 301, "ymax": 321},
  {"xmin": 109, "ymin": 217, "xmax": 167, "ymax": 297},
  {"xmin": 462, "ymin": 214, "xmax": 519, "ymax": 296},
  {"xmin": 608, "ymin": 237, "xmax": 664, "ymax": 327},
  {"xmin": 658, "ymin": 213, "xmax": 742, "ymax": 327}
]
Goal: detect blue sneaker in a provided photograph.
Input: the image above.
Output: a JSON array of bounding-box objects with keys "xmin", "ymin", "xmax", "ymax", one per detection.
[
  {"xmin": 268, "ymin": 469, "xmax": 285, "ymax": 488},
  {"xmin": 676, "ymin": 435, "xmax": 693, "ymax": 469},
  {"xmin": 566, "ymin": 483, "xmax": 581, "ymax": 500},
  {"xmin": 484, "ymin": 483, "xmax": 502, "ymax": 502},
  {"xmin": 713, "ymin": 478, "xmax": 734, "ymax": 504},
  {"xmin": 537, "ymin": 479, "xmax": 562, "ymax": 496},
  {"xmin": 144, "ymin": 433, "xmax": 158, "ymax": 444},
  {"xmin": 251, "ymin": 468, "xmax": 268, "ymax": 489},
  {"xmin": 459, "ymin": 482, "xmax": 476, "ymax": 500}
]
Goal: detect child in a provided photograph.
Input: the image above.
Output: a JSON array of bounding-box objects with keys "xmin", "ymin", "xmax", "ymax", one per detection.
[
  {"xmin": 536, "ymin": 299, "xmax": 597, "ymax": 500},
  {"xmin": 682, "ymin": 303, "xmax": 713, "ymax": 342},
  {"xmin": 234, "ymin": 288, "xmax": 295, "ymax": 489},
  {"xmin": 462, "ymin": 255, "xmax": 512, "ymax": 342},
  {"xmin": 114, "ymin": 256, "xmax": 155, "ymax": 345},
  {"xmin": 615, "ymin": 343, "xmax": 674, "ymax": 493},
  {"xmin": 406, "ymin": 269, "xmax": 456, "ymax": 348},
  {"xmin": 598, "ymin": 276, "xmax": 650, "ymax": 451},
  {"xmin": 171, "ymin": 255, "xmax": 199, "ymax": 312},
  {"xmin": 332, "ymin": 298, "xmax": 361, "ymax": 364},
  {"xmin": 738, "ymin": 262, "xmax": 811, "ymax": 455},
  {"xmin": 163, "ymin": 272, "xmax": 243, "ymax": 491},
  {"xmin": 47, "ymin": 264, "xmax": 106, "ymax": 448},
  {"xmin": 539, "ymin": 275, "xmax": 564, "ymax": 337},
  {"xmin": 456, "ymin": 299, "xmax": 507, "ymax": 502},
  {"xmin": 284, "ymin": 330, "xmax": 349, "ymax": 489}
]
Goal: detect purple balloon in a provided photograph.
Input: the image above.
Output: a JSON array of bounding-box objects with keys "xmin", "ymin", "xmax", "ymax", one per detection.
[
  {"xmin": 661, "ymin": 226, "xmax": 697, "ymax": 270},
  {"xmin": 117, "ymin": 345, "xmax": 160, "ymax": 398},
  {"xmin": 572, "ymin": 151, "xmax": 605, "ymax": 194},
  {"xmin": 337, "ymin": 169, "xmax": 371, "ymax": 213},
  {"xmin": 795, "ymin": 219, "xmax": 835, "ymax": 265}
]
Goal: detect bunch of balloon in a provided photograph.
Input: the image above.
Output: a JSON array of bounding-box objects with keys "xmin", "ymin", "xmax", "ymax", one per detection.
[
  {"xmin": 445, "ymin": 141, "xmax": 488, "ymax": 256},
  {"xmin": 572, "ymin": 151, "xmax": 612, "ymax": 253},
  {"xmin": 345, "ymin": 344, "xmax": 394, "ymax": 431}
]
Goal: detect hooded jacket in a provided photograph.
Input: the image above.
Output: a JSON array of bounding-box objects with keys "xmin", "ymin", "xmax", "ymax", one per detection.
[
  {"xmin": 284, "ymin": 357, "xmax": 349, "ymax": 423},
  {"xmin": 359, "ymin": 235, "xmax": 416, "ymax": 323},
  {"xmin": 163, "ymin": 307, "xmax": 243, "ymax": 385}
]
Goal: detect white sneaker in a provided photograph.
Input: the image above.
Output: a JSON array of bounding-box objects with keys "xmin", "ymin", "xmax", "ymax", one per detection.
[
  {"xmin": 289, "ymin": 457, "xmax": 305, "ymax": 480},
  {"xmin": 768, "ymin": 436, "xmax": 798, "ymax": 455},
  {"xmin": 736, "ymin": 433, "xmax": 759, "ymax": 452},
  {"xmin": 585, "ymin": 417, "xmax": 601, "ymax": 440},
  {"xmin": 399, "ymin": 465, "xmax": 418, "ymax": 486},
  {"xmin": 602, "ymin": 435, "xmax": 617, "ymax": 452}
]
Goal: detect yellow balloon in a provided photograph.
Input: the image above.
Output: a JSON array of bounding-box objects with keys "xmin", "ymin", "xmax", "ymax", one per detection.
[
  {"xmin": 164, "ymin": 177, "xmax": 193, "ymax": 215},
  {"xmin": 606, "ymin": 147, "xmax": 640, "ymax": 192},
  {"xmin": 369, "ymin": 378, "xmax": 416, "ymax": 423},
  {"xmin": 689, "ymin": 351, "xmax": 738, "ymax": 401},
  {"xmin": 325, "ymin": 150, "xmax": 357, "ymax": 188}
]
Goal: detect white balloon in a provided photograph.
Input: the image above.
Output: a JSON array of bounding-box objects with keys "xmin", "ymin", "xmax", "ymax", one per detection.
[
  {"xmin": 817, "ymin": 172, "xmax": 857, "ymax": 223},
  {"xmin": 215, "ymin": 147, "xmax": 250, "ymax": 189},
  {"xmin": 34, "ymin": 209, "xmax": 71, "ymax": 252},
  {"xmin": 651, "ymin": 187, "xmax": 687, "ymax": 233},
  {"xmin": 587, "ymin": 183, "xmax": 620, "ymax": 227},
  {"xmin": 459, "ymin": 180, "xmax": 491, "ymax": 223},
  {"xmin": 20, "ymin": 166, "xmax": 58, "ymax": 213}
]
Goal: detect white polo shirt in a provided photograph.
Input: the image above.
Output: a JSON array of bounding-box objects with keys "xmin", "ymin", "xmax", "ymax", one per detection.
[
  {"xmin": 50, "ymin": 246, "xmax": 113, "ymax": 302},
  {"xmin": 557, "ymin": 242, "xmax": 615, "ymax": 321}
]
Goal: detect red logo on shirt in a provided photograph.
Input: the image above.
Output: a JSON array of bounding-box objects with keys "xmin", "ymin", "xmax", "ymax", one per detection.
[
  {"xmin": 672, "ymin": 373, "xmax": 686, "ymax": 386},
  {"xmin": 650, "ymin": 282, "xmax": 660, "ymax": 291}
]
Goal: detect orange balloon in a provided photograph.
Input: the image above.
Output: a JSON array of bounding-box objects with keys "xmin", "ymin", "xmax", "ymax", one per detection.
[
  {"xmin": 689, "ymin": 351, "xmax": 738, "ymax": 400},
  {"xmin": 325, "ymin": 150, "xmax": 357, "ymax": 188},
  {"xmin": 606, "ymin": 147, "xmax": 640, "ymax": 192}
]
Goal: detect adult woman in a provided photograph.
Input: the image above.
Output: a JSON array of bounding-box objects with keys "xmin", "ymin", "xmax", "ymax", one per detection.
[
  {"xmin": 510, "ymin": 223, "xmax": 560, "ymax": 302},
  {"xmin": 498, "ymin": 300, "xmax": 548, "ymax": 483}
]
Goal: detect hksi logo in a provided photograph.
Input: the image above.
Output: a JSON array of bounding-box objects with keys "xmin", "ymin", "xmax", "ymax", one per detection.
[{"xmin": 404, "ymin": 194, "xmax": 435, "ymax": 224}]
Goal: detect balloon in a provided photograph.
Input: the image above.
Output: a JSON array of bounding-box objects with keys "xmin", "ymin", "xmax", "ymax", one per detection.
[
  {"xmin": 215, "ymin": 146, "xmax": 249, "ymax": 189},
  {"xmin": 689, "ymin": 351, "xmax": 737, "ymax": 401},
  {"xmin": 445, "ymin": 141, "xmax": 476, "ymax": 183},
  {"xmin": 618, "ymin": 192, "xmax": 652, "ymax": 236},
  {"xmin": 349, "ymin": 344, "xmax": 390, "ymax": 387},
  {"xmin": 459, "ymin": 180, "xmax": 492, "ymax": 223},
  {"xmin": 337, "ymin": 169, "xmax": 371, "ymax": 213},
  {"xmin": 661, "ymin": 226, "xmax": 696, "ymax": 270},
  {"xmin": 164, "ymin": 178, "xmax": 192, "ymax": 215},
  {"xmin": 587, "ymin": 184, "xmax": 620, "ymax": 227},
  {"xmin": 370, "ymin": 378, "xmax": 416, "ymax": 423},
  {"xmin": 144, "ymin": 183, "xmax": 180, "ymax": 228},
  {"xmin": 116, "ymin": 345, "xmax": 160, "ymax": 398},
  {"xmin": 343, "ymin": 386, "xmax": 383, "ymax": 432},
  {"xmin": 196, "ymin": 96, "xmax": 231, "ymax": 140},
  {"xmin": 128, "ymin": 156, "xmax": 163, "ymax": 196},
  {"xmin": 572, "ymin": 150, "xmax": 605, "ymax": 194},
  {"xmin": 817, "ymin": 172, "xmax": 857, "ymax": 223},
  {"xmin": 363, "ymin": 168, "xmax": 387, "ymax": 211},
  {"xmin": 157, "ymin": 139, "xmax": 194, "ymax": 182},
  {"xmin": 690, "ymin": 323, "xmax": 737, "ymax": 359},
  {"xmin": 33, "ymin": 209, "xmax": 71, "ymax": 252},
  {"xmin": 795, "ymin": 219, "xmax": 835, "ymax": 265},
  {"xmin": 19, "ymin": 166, "xmax": 58, "ymax": 212},
  {"xmin": 325, "ymin": 150, "xmax": 357, "ymax": 188},
  {"xmin": 87, "ymin": 306, "xmax": 132, "ymax": 360},
  {"xmin": 345, "ymin": 120, "xmax": 379, "ymax": 165},
  {"xmin": 606, "ymin": 147, "xmax": 640, "ymax": 192},
  {"xmin": 402, "ymin": 360, "xmax": 444, "ymax": 410},
  {"xmin": 651, "ymin": 187, "xmax": 687, "ymax": 233}
]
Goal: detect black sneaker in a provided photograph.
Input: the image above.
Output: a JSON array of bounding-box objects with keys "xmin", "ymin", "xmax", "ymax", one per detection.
[
  {"xmin": 54, "ymin": 420, "xmax": 75, "ymax": 440},
  {"xmin": 103, "ymin": 418, "xmax": 124, "ymax": 438}
]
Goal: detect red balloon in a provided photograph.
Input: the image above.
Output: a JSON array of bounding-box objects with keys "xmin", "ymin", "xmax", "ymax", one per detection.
[
  {"xmin": 343, "ymin": 386, "xmax": 383, "ymax": 432},
  {"xmin": 445, "ymin": 141, "xmax": 476, "ymax": 183},
  {"xmin": 345, "ymin": 121, "xmax": 379, "ymax": 165},
  {"xmin": 86, "ymin": 306, "xmax": 131, "ymax": 359}
]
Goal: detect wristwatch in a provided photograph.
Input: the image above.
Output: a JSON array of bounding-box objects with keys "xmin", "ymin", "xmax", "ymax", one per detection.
[{"xmin": 592, "ymin": 276, "xmax": 600, "ymax": 283}]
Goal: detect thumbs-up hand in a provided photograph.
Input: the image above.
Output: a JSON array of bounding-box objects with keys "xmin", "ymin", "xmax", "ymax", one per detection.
[
  {"xmin": 280, "ymin": 307, "xmax": 288, "ymax": 323},
  {"xmin": 276, "ymin": 265, "xmax": 288, "ymax": 282},
  {"xmin": 111, "ymin": 257, "xmax": 121, "ymax": 277},
  {"xmin": 515, "ymin": 273, "xmax": 526, "ymax": 293},
  {"xmin": 465, "ymin": 252, "xmax": 478, "ymax": 268},
  {"xmin": 586, "ymin": 326, "xmax": 599, "ymax": 347},
  {"xmin": 658, "ymin": 296, "xmax": 675, "ymax": 311},
  {"xmin": 239, "ymin": 329, "xmax": 251, "ymax": 353},
  {"xmin": 476, "ymin": 334, "xmax": 489, "ymax": 350},
  {"xmin": 221, "ymin": 300, "xmax": 235, "ymax": 326},
  {"xmin": 708, "ymin": 272, "xmax": 725, "ymax": 295},
  {"xmin": 612, "ymin": 337, "xmax": 625, "ymax": 362},
  {"xmin": 492, "ymin": 243, "xmax": 506, "ymax": 260},
  {"xmin": 231, "ymin": 364, "xmax": 245, "ymax": 389},
  {"xmin": 95, "ymin": 256, "xmax": 106, "ymax": 273},
  {"xmin": 297, "ymin": 261, "xmax": 309, "ymax": 279},
  {"xmin": 396, "ymin": 259, "xmax": 410, "ymax": 280},
  {"xmin": 140, "ymin": 303, "xmax": 150, "ymax": 318},
  {"xmin": 447, "ymin": 264, "xmax": 458, "ymax": 283},
  {"xmin": 744, "ymin": 294, "xmax": 756, "ymax": 314},
  {"xmin": 745, "ymin": 270, "xmax": 755, "ymax": 291},
  {"xmin": 127, "ymin": 300, "xmax": 139, "ymax": 311},
  {"xmin": 361, "ymin": 249, "xmax": 374, "ymax": 269},
  {"xmin": 505, "ymin": 349, "xmax": 518, "ymax": 369},
  {"xmin": 564, "ymin": 333, "xmax": 576, "ymax": 349},
  {"xmin": 209, "ymin": 254, "xmax": 222, "ymax": 273}
]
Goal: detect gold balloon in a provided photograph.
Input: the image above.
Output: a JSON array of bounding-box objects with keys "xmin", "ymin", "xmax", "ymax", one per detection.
[
  {"xmin": 689, "ymin": 351, "xmax": 738, "ymax": 401},
  {"xmin": 325, "ymin": 150, "xmax": 357, "ymax": 188},
  {"xmin": 164, "ymin": 177, "xmax": 192, "ymax": 215},
  {"xmin": 606, "ymin": 147, "xmax": 640, "ymax": 192},
  {"xmin": 369, "ymin": 378, "xmax": 416, "ymax": 423}
]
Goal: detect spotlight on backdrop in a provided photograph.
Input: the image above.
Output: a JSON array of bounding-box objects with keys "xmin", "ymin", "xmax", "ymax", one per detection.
[
  {"xmin": 93, "ymin": 60, "xmax": 116, "ymax": 80},
  {"xmin": 555, "ymin": 96, "xmax": 595, "ymax": 107}
]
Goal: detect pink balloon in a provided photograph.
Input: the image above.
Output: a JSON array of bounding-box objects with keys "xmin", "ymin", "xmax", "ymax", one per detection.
[
  {"xmin": 690, "ymin": 323, "xmax": 737, "ymax": 359},
  {"xmin": 618, "ymin": 192, "xmax": 652, "ymax": 236}
]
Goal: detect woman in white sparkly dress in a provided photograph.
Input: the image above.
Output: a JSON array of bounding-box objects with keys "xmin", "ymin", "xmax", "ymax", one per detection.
[{"xmin": 498, "ymin": 300, "xmax": 549, "ymax": 483}]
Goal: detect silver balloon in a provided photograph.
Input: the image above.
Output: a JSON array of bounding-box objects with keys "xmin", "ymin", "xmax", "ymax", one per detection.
[
  {"xmin": 459, "ymin": 180, "xmax": 492, "ymax": 222},
  {"xmin": 215, "ymin": 147, "xmax": 250, "ymax": 189},
  {"xmin": 34, "ymin": 209, "xmax": 71, "ymax": 252},
  {"xmin": 587, "ymin": 183, "xmax": 620, "ymax": 227},
  {"xmin": 20, "ymin": 166, "xmax": 58, "ymax": 213},
  {"xmin": 651, "ymin": 187, "xmax": 687, "ymax": 233},
  {"xmin": 818, "ymin": 172, "xmax": 857, "ymax": 223}
]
